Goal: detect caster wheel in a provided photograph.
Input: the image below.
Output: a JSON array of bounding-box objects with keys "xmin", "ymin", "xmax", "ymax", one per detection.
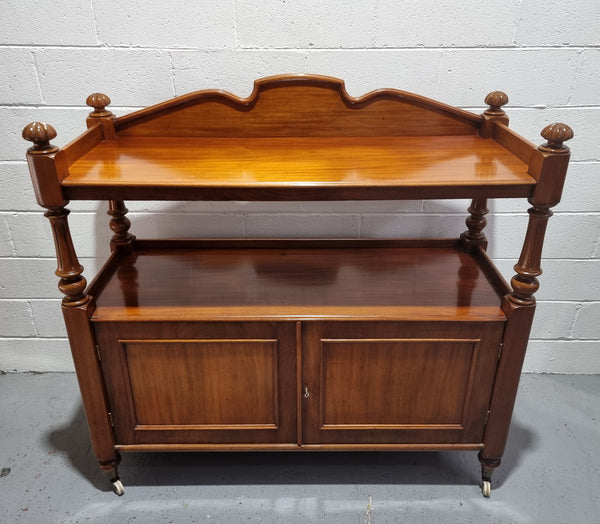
[
  {"xmin": 111, "ymin": 478, "xmax": 125, "ymax": 496},
  {"xmin": 482, "ymin": 480, "xmax": 491, "ymax": 498}
]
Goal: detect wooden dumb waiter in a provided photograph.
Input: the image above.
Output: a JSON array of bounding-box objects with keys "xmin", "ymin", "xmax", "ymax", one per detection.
[{"xmin": 22, "ymin": 74, "xmax": 573, "ymax": 497}]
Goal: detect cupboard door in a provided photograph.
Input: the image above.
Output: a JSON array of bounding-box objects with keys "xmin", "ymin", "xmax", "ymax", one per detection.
[
  {"xmin": 94, "ymin": 322, "xmax": 297, "ymax": 446},
  {"xmin": 302, "ymin": 322, "xmax": 503, "ymax": 445}
]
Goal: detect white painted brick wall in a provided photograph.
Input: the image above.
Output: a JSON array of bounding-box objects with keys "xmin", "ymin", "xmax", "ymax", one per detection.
[
  {"xmin": 0, "ymin": 1, "xmax": 97, "ymax": 46},
  {"xmin": 236, "ymin": 1, "xmax": 378, "ymax": 48},
  {"xmin": 375, "ymin": 0, "xmax": 519, "ymax": 47},
  {"xmin": 305, "ymin": 50, "xmax": 442, "ymax": 99},
  {"xmin": 171, "ymin": 50, "xmax": 307, "ymax": 96},
  {"xmin": 0, "ymin": 0, "xmax": 598, "ymax": 373},
  {"xmin": 514, "ymin": 0, "xmax": 600, "ymax": 46},
  {"xmin": 35, "ymin": 49, "xmax": 175, "ymax": 107},
  {"xmin": 96, "ymin": 1, "xmax": 236, "ymax": 48}
]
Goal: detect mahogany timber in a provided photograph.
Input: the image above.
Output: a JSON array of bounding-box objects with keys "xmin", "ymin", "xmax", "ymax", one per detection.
[
  {"xmin": 62, "ymin": 135, "xmax": 535, "ymax": 201},
  {"xmin": 492, "ymin": 123, "xmax": 537, "ymax": 165},
  {"xmin": 94, "ymin": 321, "xmax": 297, "ymax": 446},
  {"xmin": 114, "ymin": 75, "xmax": 480, "ymax": 137},
  {"xmin": 301, "ymin": 321, "xmax": 503, "ymax": 445},
  {"xmin": 21, "ymin": 74, "xmax": 574, "ymax": 495},
  {"xmin": 90, "ymin": 240, "xmax": 508, "ymax": 323}
]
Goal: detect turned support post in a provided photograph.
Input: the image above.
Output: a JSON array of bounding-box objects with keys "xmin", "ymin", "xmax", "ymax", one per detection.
[
  {"xmin": 108, "ymin": 200, "xmax": 135, "ymax": 253},
  {"xmin": 464, "ymin": 91, "xmax": 510, "ymax": 251},
  {"xmin": 23, "ymin": 121, "xmax": 120, "ymax": 486},
  {"xmin": 86, "ymin": 93, "xmax": 135, "ymax": 253},
  {"xmin": 22, "ymin": 122, "xmax": 88, "ymax": 306},
  {"xmin": 508, "ymin": 123, "xmax": 574, "ymax": 306},
  {"xmin": 45, "ymin": 206, "xmax": 89, "ymax": 306},
  {"xmin": 508, "ymin": 204, "xmax": 552, "ymax": 305},
  {"xmin": 461, "ymin": 198, "xmax": 489, "ymax": 252},
  {"xmin": 479, "ymin": 122, "xmax": 573, "ymax": 492}
]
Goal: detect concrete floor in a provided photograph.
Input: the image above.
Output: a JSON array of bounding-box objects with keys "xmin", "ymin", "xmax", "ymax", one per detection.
[{"xmin": 0, "ymin": 373, "xmax": 599, "ymax": 524}]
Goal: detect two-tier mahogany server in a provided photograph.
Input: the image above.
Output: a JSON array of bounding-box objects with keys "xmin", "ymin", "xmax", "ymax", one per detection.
[{"xmin": 22, "ymin": 75, "xmax": 573, "ymax": 497}]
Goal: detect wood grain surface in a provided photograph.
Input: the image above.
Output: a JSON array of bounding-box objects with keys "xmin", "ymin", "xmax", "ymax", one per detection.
[{"xmin": 91, "ymin": 241, "xmax": 507, "ymax": 322}]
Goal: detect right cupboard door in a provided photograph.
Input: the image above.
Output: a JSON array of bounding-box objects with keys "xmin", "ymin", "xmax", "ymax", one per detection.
[{"xmin": 301, "ymin": 321, "xmax": 504, "ymax": 446}]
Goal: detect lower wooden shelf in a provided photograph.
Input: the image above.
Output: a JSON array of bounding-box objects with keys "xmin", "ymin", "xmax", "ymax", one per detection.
[{"xmin": 90, "ymin": 238, "xmax": 509, "ymax": 322}]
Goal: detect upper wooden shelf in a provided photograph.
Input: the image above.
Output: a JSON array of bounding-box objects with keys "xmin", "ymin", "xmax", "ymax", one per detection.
[
  {"xmin": 63, "ymin": 135, "xmax": 535, "ymax": 201},
  {"xmin": 26, "ymin": 74, "xmax": 570, "ymax": 203}
]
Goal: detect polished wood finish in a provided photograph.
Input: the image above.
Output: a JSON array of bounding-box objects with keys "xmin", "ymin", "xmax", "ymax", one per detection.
[
  {"xmin": 22, "ymin": 127, "xmax": 120, "ymax": 480},
  {"xmin": 23, "ymin": 123, "xmax": 68, "ymax": 208},
  {"xmin": 302, "ymin": 322, "xmax": 503, "ymax": 445},
  {"xmin": 461, "ymin": 198, "xmax": 489, "ymax": 252},
  {"xmin": 480, "ymin": 91, "xmax": 509, "ymax": 138},
  {"xmin": 22, "ymin": 122, "xmax": 58, "ymax": 153},
  {"xmin": 91, "ymin": 241, "xmax": 507, "ymax": 322},
  {"xmin": 86, "ymin": 93, "xmax": 117, "ymax": 139},
  {"xmin": 492, "ymin": 123, "xmax": 536, "ymax": 165},
  {"xmin": 62, "ymin": 124, "xmax": 104, "ymax": 167},
  {"xmin": 62, "ymin": 303, "xmax": 119, "ymax": 470},
  {"xmin": 478, "ymin": 124, "xmax": 573, "ymax": 477},
  {"xmin": 107, "ymin": 200, "xmax": 135, "ymax": 252},
  {"xmin": 44, "ymin": 207, "xmax": 88, "ymax": 306},
  {"xmin": 61, "ymin": 135, "xmax": 535, "ymax": 201},
  {"xmin": 22, "ymin": 75, "xmax": 573, "ymax": 495},
  {"xmin": 94, "ymin": 322, "xmax": 297, "ymax": 445},
  {"xmin": 115, "ymin": 75, "xmax": 480, "ymax": 137}
]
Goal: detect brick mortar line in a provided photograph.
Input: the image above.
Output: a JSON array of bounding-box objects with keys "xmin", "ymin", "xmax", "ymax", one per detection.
[
  {"xmin": 0, "ymin": 337, "xmax": 68, "ymax": 341},
  {"xmin": 528, "ymin": 339, "xmax": 600, "ymax": 343},
  {"xmin": 1, "ymin": 44, "xmax": 598, "ymax": 51}
]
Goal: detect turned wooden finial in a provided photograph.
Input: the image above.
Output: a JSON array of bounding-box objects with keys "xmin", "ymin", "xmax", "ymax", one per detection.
[
  {"xmin": 86, "ymin": 92, "xmax": 112, "ymax": 117},
  {"xmin": 484, "ymin": 91, "xmax": 509, "ymax": 117},
  {"xmin": 539, "ymin": 123, "xmax": 574, "ymax": 154},
  {"xmin": 22, "ymin": 122, "xmax": 58, "ymax": 153}
]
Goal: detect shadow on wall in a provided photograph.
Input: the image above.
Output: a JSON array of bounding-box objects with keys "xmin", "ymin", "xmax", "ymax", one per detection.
[{"xmin": 93, "ymin": 199, "xmax": 479, "ymax": 253}]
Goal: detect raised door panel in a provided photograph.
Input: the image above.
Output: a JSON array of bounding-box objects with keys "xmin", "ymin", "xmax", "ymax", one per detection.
[
  {"xmin": 124, "ymin": 339, "xmax": 278, "ymax": 428},
  {"xmin": 94, "ymin": 322, "xmax": 297, "ymax": 446},
  {"xmin": 302, "ymin": 322, "xmax": 504, "ymax": 445}
]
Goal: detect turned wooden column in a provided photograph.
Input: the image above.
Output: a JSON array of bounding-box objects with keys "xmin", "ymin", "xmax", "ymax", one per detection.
[
  {"xmin": 23, "ymin": 121, "xmax": 121, "ymax": 485},
  {"xmin": 462, "ymin": 91, "xmax": 510, "ymax": 253},
  {"xmin": 22, "ymin": 122, "xmax": 87, "ymax": 305},
  {"xmin": 45, "ymin": 207, "xmax": 88, "ymax": 306},
  {"xmin": 86, "ymin": 93, "xmax": 136, "ymax": 253},
  {"xmin": 508, "ymin": 122, "xmax": 575, "ymax": 306},
  {"xmin": 479, "ymin": 122, "xmax": 574, "ymax": 487},
  {"xmin": 461, "ymin": 198, "xmax": 489, "ymax": 252},
  {"xmin": 107, "ymin": 200, "xmax": 135, "ymax": 253}
]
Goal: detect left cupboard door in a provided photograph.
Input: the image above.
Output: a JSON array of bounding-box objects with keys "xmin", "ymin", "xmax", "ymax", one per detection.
[{"xmin": 93, "ymin": 322, "xmax": 298, "ymax": 447}]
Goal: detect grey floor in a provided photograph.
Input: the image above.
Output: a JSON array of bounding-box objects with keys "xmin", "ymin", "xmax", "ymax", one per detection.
[{"xmin": 1, "ymin": 374, "xmax": 599, "ymax": 524}]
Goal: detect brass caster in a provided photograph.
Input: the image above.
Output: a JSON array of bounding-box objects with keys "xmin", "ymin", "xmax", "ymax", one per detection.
[
  {"xmin": 482, "ymin": 479, "xmax": 491, "ymax": 498},
  {"xmin": 111, "ymin": 477, "xmax": 125, "ymax": 496}
]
